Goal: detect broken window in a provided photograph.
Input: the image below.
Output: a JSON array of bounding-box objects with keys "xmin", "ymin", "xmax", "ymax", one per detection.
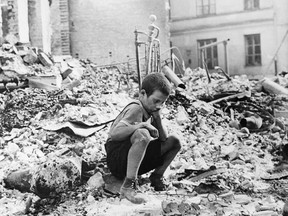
[
  {"xmin": 198, "ymin": 38, "xmax": 218, "ymax": 69},
  {"xmin": 196, "ymin": 0, "xmax": 216, "ymax": 16},
  {"xmin": 244, "ymin": 0, "xmax": 260, "ymax": 10},
  {"xmin": 245, "ymin": 34, "xmax": 261, "ymax": 66}
]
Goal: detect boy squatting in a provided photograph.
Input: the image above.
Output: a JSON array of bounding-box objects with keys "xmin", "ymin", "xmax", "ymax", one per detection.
[{"xmin": 105, "ymin": 72, "xmax": 181, "ymax": 204}]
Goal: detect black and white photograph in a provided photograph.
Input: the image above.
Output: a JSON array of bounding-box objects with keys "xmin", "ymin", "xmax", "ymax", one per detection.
[{"xmin": 0, "ymin": 0, "xmax": 288, "ymax": 215}]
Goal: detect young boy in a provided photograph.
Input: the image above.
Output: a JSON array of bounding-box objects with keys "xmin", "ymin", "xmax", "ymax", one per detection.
[{"xmin": 105, "ymin": 73, "xmax": 181, "ymax": 204}]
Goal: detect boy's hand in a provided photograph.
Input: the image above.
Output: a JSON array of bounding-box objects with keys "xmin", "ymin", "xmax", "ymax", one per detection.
[
  {"xmin": 151, "ymin": 110, "xmax": 161, "ymax": 120},
  {"xmin": 149, "ymin": 127, "xmax": 159, "ymax": 138},
  {"xmin": 139, "ymin": 122, "xmax": 159, "ymax": 138}
]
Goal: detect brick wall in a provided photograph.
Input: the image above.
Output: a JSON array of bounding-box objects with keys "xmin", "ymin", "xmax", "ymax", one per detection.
[
  {"xmin": 50, "ymin": 0, "xmax": 70, "ymax": 55},
  {"xmin": 1, "ymin": 0, "xmax": 170, "ymax": 63},
  {"xmin": 27, "ymin": 0, "xmax": 43, "ymax": 49},
  {"xmin": 59, "ymin": 0, "xmax": 70, "ymax": 55},
  {"xmin": 68, "ymin": 0, "xmax": 170, "ymax": 65},
  {"xmin": 50, "ymin": 0, "xmax": 61, "ymax": 55},
  {"xmin": 1, "ymin": 0, "xmax": 18, "ymax": 38}
]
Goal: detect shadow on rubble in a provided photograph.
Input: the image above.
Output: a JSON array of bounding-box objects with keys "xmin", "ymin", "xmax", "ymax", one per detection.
[{"xmin": 4, "ymin": 158, "xmax": 108, "ymax": 215}]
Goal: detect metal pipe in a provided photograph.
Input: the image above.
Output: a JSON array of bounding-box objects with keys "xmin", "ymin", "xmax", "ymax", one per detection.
[
  {"xmin": 145, "ymin": 15, "xmax": 160, "ymax": 74},
  {"xmin": 162, "ymin": 65, "xmax": 185, "ymax": 89},
  {"xmin": 223, "ymin": 40, "xmax": 229, "ymax": 75},
  {"xmin": 199, "ymin": 38, "xmax": 230, "ymax": 50},
  {"xmin": 157, "ymin": 43, "xmax": 161, "ymax": 72},
  {"xmin": 274, "ymin": 58, "xmax": 278, "ymax": 76},
  {"xmin": 134, "ymin": 29, "xmax": 141, "ymax": 90},
  {"xmin": 146, "ymin": 30, "xmax": 154, "ymax": 74},
  {"xmin": 201, "ymin": 49, "xmax": 211, "ymax": 83},
  {"xmin": 199, "ymin": 39, "xmax": 230, "ymax": 78},
  {"xmin": 201, "ymin": 49, "xmax": 205, "ymax": 70},
  {"xmin": 214, "ymin": 66, "xmax": 231, "ymax": 81}
]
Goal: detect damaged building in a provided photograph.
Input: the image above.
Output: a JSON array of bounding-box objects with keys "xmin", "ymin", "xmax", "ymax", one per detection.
[
  {"xmin": 0, "ymin": 0, "xmax": 170, "ymax": 65},
  {"xmin": 2, "ymin": 0, "xmax": 288, "ymax": 215},
  {"xmin": 1, "ymin": 0, "xmax": 288, "ymax": 79},
  {"xmin": 169, "ymin": 0, "xmax": 288, "ymax": 79}
]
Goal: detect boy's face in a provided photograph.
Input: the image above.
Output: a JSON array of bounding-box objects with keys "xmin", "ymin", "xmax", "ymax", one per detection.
[{"xmin": 140, "ymin": 89, "xmax": 168, "ymax": 114}]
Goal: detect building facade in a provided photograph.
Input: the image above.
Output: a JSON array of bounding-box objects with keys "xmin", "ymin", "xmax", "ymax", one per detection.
[
  {"xmin": 1, "ymin": 0, "xmax": 57, "ymax": 54},
  {"xmin": 169, "ymin": 0, "xmax": 288, "ymax": 79},
  {"xmin": 1, "ymin": 0, "xmax": 171, "ymax": 66},
  {"xmin": 68, "ymin": 0, "xmax": 170, "ymax": 65}
]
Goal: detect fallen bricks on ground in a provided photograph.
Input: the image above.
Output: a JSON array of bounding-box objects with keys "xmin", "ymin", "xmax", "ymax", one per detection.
[
  {"xmin": 4, "ymin": 157, "xmax": 82, "ymax": 198},
  {"xmin": 2, "ymin": 38, "xmax": 288, "ymax": 214}
]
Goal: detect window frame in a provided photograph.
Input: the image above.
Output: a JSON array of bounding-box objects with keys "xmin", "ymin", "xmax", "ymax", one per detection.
[
  {"xmin": 244, "ymin": 34, "xmax": 262, "ymax": 67},
  {"xmin": 196, "ymin": 0, "xmax": 216, "ymax": 17},
  {"xmin": 244, "ymin": 0, "xmax": 260, "ymax": 10},
  {"xmin": 197, "ymin": 38, "xmax": 218, "ymax": 70}
]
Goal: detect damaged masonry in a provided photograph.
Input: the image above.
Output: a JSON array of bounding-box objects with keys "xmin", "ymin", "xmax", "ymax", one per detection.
[
  {"xmin": 1, "ymin": 2, "xmax": 288, "ymax": 216},
  {"xmin": 1, "ymin": 34, "xmax": 288, "ymax": 216}
]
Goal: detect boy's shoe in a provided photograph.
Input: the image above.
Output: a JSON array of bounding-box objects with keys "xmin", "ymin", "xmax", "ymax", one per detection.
[
  {"xmin": 149, "ymin": 173, "xmax": 167, "ymax": 191},
  {"xmin": 120, "ymin": 178, "xmax": 147, "ymax": 204}
]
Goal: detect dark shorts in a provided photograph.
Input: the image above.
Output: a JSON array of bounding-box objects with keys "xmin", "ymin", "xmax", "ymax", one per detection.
[{"xmin": 105, "ymin": 139, "xmax": 163, "ymax": 180}]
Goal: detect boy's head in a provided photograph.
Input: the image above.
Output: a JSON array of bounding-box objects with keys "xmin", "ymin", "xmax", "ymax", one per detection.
[
  {"xmin": 139, "ymin": 73, "xmax": 171, "ymax": 114},
  {"xmin": 141, "ymin": 73, "xmax": 171, "ymax": 97}
]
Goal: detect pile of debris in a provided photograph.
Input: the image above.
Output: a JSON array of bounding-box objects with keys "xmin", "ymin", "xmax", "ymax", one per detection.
[{"xmin": 1, "ymin": 36, "xmax": 288, "ymax": 215}]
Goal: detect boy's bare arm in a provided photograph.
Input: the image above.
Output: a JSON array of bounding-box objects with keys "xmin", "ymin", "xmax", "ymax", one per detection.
[
  {"xmin": 110, "ymin": 122, "xmax": 142, "ymax": 141},
  {"xmin": 152, "ymin": 111, "xmax": 168, "ymax": 142},
  {"xmin": 110, "ymin": 122, "xmax": 159, "ymax": 141}
]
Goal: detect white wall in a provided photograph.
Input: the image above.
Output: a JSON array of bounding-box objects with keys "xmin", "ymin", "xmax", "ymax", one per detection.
[
  {"xmin": 170, "ymin": 0, "xmax": 288, "ymax": 79},
  {"xmin": 170, "ymin": 0, "xmax": 274, "ymax": 19},
  {"xmin": 17, "ymin": 0, "xmax": 29, "ymax": 43},
  {"xmin": 40, "ymin": 0, "xmax": 51, "ymax": 53},
  {"xmin": 271, "ymin": 0, "xmax": 288, "ymax": 74}
]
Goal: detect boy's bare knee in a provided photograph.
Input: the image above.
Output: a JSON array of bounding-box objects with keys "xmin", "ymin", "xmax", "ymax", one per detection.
[
  {"xmin": 131, "ymin": 128, "xmax": 151, "ymax": 144},
  {"xmin": 168, "ymin": 135, "xmax": 181, "ymax": 150}
]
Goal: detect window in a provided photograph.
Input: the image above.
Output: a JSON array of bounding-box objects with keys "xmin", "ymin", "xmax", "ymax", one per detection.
[
  {"xmin": 197, "ymin": 0, "xmax": 216, "ymax": 16},
  {"xmin": 244, "ymin": 0, "xmax": 259, "ymax": 10},
  {"xmin": 186, "ymin": 50, "xmax": 192, "ymax": 66},
  {"xmin": 198, "ymin": 39, "xmax": 218, "ymax": 69},
  {"xmin": 245, "ymin": 34, "xmax": 261, "ymax": 66}
]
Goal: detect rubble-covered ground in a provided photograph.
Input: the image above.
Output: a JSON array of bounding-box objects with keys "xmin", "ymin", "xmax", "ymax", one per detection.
[{"xmin": 1, "ymin": 42, "xmax": 288, "ymax": 216}]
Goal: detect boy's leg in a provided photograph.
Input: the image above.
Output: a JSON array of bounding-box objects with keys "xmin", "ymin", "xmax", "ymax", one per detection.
[
  {"xmin": 126, "ymin": 128, "xmax": 151, "ymax": 178},
  {"xmin": 120, "ymin": 128, "xmax": 151, "ymax": 204},
  {"xmin": 149, "ymin": 135, "xmax": 181, "ymax": 191}
]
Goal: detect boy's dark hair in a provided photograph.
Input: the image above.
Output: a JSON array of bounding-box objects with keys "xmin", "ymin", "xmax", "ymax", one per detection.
[{"xmin": 141, "ymin": 73, "xmax": 171, "ymax": 97}]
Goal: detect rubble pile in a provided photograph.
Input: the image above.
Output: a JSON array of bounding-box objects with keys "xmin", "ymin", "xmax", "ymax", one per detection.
[
  {"xmin": 1, "ymin": 38, "xmax": 288, "ymax": 215},
  {"xmin": 0, "ymin": 88, "xmax": 60, "ymax": 135},
  {"xmin": 183, "ymin": 67, "xmax": 251, "ymax": 102}
]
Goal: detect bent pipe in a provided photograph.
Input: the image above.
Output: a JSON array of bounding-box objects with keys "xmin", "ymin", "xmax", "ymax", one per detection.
[{"xmin": 162, "ymin": 65, "xmax": 185, "ymax": 89}]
